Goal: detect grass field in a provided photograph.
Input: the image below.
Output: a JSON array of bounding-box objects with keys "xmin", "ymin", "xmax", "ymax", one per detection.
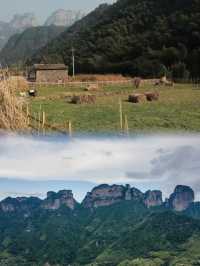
[{"xmin": 28, "ymin": 83, "xmax": 200, "ymax": 134}]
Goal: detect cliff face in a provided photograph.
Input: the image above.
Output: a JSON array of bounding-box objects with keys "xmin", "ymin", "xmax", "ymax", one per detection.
[
  {"xmin": 0, "ymin": 185, "xmax": 196, "ymax": 214},
  {"xmin": 144, "ymin": 190, "xmax": 163, "ymax": 208},
  {"xmin": 82, "ymin": 184, "xmax": 162, "ymax": 209},
  {"xmin": 44, "ymin": 9, "xmax": 83, "ymax": 27},
  {"xmin": 0, "ymin": 197, "xmax": 41, "ymax": 213},
  {"xmin": 82, "ymin": 184, "xmax": 125, "ymax": 208},
  {"xmin": 10, "ymin": 13, "xmax": 38, "ymax": 30},
  {"xmin": 42, "ymin": 190, "xmax": 77, "ymax": 210},
  {"xmin": 168, "ymin": 185, "xmax": 195, "ymax": 211}
]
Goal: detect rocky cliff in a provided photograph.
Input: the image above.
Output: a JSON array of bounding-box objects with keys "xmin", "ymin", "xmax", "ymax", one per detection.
[
  {"xmin": 168, "ymin": 185, "xmax": 195, "ymax": 212},
  {"xmin": 42, "ymin": 190, "xmax": 77, "ymax": 210},
  {"xmin": 44, "ymin": 9, "xmax": 83, "ymax": 27},
  {"xmin": 82, "ymin": 184, "xmax": 162, "ymax": 209},
  {"xmin": 0, "ymin": 197, "xmax": 41, "ymax": 213},
  {"xmin": 9, "ymin": 13, "xmax": 38, "ymax": 30},
  {"xmin": 144, "ymin": 190, "xmax": 163, "ymax": 208},
  {"xmin": 82, "ymin": 184, "xmax": 125, "ymax": 208},
  {"xmin": 0, "ymin": 185, "xmax": 197, "ymax": 214}
]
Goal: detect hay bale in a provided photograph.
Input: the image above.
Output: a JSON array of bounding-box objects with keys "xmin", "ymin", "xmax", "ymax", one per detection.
[
  {"xmin": 128, "ymin": 94, "xmax": 145, "ymax": 103},
  {"xmin": 71, "ymin": 95, "xmax": 96, "ymax": 104},
  {"xmin": 145, "ymin": 92, "xmax": 159, "ymax": 101}
]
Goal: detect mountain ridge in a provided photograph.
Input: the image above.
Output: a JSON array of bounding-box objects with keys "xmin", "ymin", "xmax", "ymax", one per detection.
[
  {"xmin": 0, "ymin": 184, "xmax": 198, "ymax": 213},
  {"xmin": 0, "ymin": 184, "xmax": 199, "ymax": 265},
  {"xmin": 0, "ymin": 9, "xmax": 84, "ymax": 55},
  {"xmin": 0, "ymin": 25, "xmax": 66, "ymax": 66}
]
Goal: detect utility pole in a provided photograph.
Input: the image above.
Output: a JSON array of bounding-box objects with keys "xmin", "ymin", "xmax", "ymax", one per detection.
[{"xmin": 72, "ymin": 47, "xmax": 75, "ymax": 78}]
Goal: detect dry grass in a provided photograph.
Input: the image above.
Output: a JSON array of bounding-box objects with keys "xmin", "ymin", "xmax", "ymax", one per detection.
[
  {"xmin": 71, "ymin": 74, "xmax": 129, "ymax": 82},
  {"xmin": 0, "ymin": 79, "xmax": 29, "ymax": 131},
  {"xmin": 9, "ymin": 76, "xmax": 29, "ymax": 92}
]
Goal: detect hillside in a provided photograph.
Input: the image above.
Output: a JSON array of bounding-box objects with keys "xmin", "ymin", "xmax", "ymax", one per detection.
[
  {"xmin": 0, "ymin": 184, "xmax": 199, "ymax": 266},
  {"xmin": 31, "ymin": 0, "xmax": 200, "ymax": 79},
  {"xmin": 0, "ymin": 26, "xmax": 65, "ymax": 66},
  {"xmin": 0, "ymin": 9, "xmax": 83, "ymax": 58},
  {"xmin": 0, "ymin": 13, "xmax": 38, "ymax": 51}
]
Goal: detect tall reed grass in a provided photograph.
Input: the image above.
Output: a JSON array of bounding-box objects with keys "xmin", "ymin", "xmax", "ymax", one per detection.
[{"xmin": 0, "ymin": 78, "xmax": 29, "ymax": 131}]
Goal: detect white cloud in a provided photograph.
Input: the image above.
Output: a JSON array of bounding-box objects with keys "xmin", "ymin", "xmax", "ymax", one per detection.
[{"xmin": 0, "ymin": 133, "xmax": 200, "ymax": 200}]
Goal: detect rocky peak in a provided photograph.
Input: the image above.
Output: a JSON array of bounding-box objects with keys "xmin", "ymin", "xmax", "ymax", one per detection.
[
  {"xmin": 144, "ymin": 190, "xmax": 163, "ymax": 208},
  {"xmin": 42, "ymin": 190, "xmax": 76, "ymax": 210},
  {"xmin": 44, "ymin": 9, "xmax": 83, "ymax": 27},
  {"xmin": 82, "ymin": 184, "xmax": 145, "ymax": 209},
  {"xmin": 0, "ymin": 197, "xmax": 41, "ymax": 213},
  {"xmin": 10, "ymin": 13, "xmax": 38, "ymax": 30},
  {"xmin": 168, "ymin": 185, "xmax": 194, "ymax": 211},
  {"xmin": 82, "ymin": 184, "xmax": 125, "ymax": 209}
]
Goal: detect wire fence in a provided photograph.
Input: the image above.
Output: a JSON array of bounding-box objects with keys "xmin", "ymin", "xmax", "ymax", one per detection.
[{"xmin": 27, "ymin": 78, "xmax": 200, "ymax": 89}]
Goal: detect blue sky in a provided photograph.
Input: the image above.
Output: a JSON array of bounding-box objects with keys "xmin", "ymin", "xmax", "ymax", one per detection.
[
  {"xmin": 0, "ymin": 134, "xmax": 200, "ymax": 202},
  {"xmin": 0, "ymin": 0, "xmax": 115, "ymax": 22}
]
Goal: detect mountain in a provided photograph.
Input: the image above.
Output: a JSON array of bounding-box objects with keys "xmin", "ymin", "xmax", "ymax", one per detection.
[
  {"xmin": 9, "ymin": 13, "xmax": 38, "ymax": 30},
  {"xmin": 0, "ymin": 25, "xmax": 65, "ymax": 66},
  {"xmin": 0, "ymin": 184, "xmax": 199, "ymax": 266},
  {"xmin": 0, "ymin": 9, "xmax": 84, "ymax": 66},
  {"xmin": 44, "ymin": 9, "xmax": 83, "ymax": 27},
  {"xmin": 31, "ymin": 0, "xmax": 200, "ymax": 79},
  {"xmin": 0, "ymin": 13, "xmax": 38, "ymax": 51}
]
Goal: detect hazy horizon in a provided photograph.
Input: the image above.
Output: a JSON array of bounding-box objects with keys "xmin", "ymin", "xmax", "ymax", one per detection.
[{"xmin": 0, "ymin": 0, "xmax": 115, "ymax": 23}]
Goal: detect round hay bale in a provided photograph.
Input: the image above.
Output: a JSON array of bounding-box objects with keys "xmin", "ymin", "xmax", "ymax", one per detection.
[
  {"xmin": 71, "ymin": 95, "xmax": 96, "ymax": 104},
  {"xmin": 128, "ymin": 93, "xmax": 145, "ymax": 103},
  {"xmin": 145, "ymin": 92, "xmax": 159, "ymax": 101}
]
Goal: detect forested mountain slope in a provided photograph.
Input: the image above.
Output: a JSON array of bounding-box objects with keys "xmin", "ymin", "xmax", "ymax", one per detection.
[
  {"xmin": 0, "ymin": 26, "xmax": 65, "ymax": 66},
  {"xmin": 31, "ymin": 0, "xmax": 200, "ymax": 78},
  {"xmin": 0, "ymin": 185, "xmax": 199, "ymax": 265}
]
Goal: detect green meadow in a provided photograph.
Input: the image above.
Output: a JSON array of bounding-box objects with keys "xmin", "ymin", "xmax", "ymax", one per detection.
[{"xmin": 29, "ymin": 83, "xmax": 200, "ymax": 134}]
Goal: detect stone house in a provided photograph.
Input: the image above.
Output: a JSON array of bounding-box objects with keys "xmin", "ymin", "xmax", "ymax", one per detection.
[{"xmin": 28, "ymin": 64, "xmax": 68, "ymax": 83}]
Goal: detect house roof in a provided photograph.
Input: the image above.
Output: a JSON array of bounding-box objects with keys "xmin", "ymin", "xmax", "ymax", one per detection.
[{"xmin": 34, "ymin": 64, "xmax": 68, "ymax": 71}]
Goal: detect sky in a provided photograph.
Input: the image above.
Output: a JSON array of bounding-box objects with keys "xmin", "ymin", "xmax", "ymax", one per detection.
[
  {"xmin": 0, "ymin": 0, "xmax": 115, "ymax": 23},
  {"xmin": 0, "ymin": 133, "xmax": 200, "ymax": 202}
]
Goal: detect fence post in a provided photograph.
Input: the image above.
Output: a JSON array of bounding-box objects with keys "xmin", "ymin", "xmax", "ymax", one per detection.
[
  {"xmin": 68, "ymin": 120, "xmax": 72, "ymax": 137},
  {"xmin": 26, "ymin": 104, "xmax": 30, "ymax": 125},
  {"xmin": 119, "ymin": 98, "xmax": 123, "ymax": 132},
  {"xmin": 124, "ymin": 115, "xmax": 129, "ymax": 136},
  {"xmin": 37, "ymin": 104, "xmax": 42, "ymax": 135},
  {"xmin": 42, "ymin": 111, "xmax": 46, "ymax": 135}
]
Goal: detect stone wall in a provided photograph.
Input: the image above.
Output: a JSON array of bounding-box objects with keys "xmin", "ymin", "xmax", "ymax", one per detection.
[{"xmin": 36, "ymin": 69, "xmax": 68, "ymax": 83}]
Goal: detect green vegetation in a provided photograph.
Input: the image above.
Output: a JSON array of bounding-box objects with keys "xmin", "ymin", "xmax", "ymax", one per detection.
[
  {"xmin": 0, "ymin": 202, "xmax": 200, "ymax": 265},
  {"xmin": 28, "ymin": 83, "xmax": 200, "ymax": 134},
  {"xmin": 31, "ymin": 0, "xmax": 200, "ymax": 79}
]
